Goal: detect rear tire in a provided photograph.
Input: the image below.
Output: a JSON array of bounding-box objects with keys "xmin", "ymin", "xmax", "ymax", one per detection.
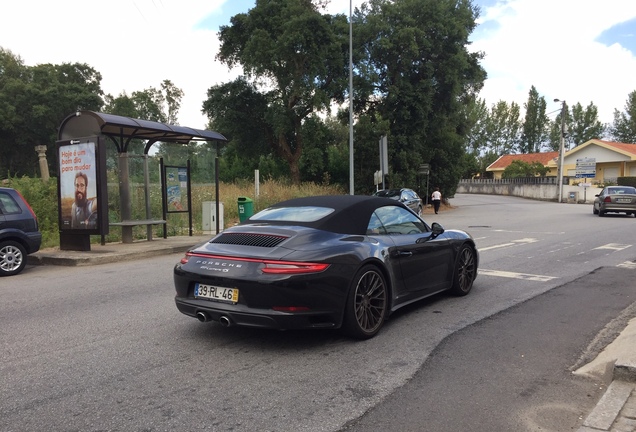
[
  {"xmin": 599, "ymin": 210, "xmax": 605, "ymax": 217},
  {"xmin": 592, "ymin": 205, "xmax": 598, "ymax": 215},
  {"xmin": 449, "ymin": 245, "xmax": 476, "ymax": 296},
  {"xmin": 0, "ymin": 240, "xmax": 27, "ymax": 276},
  {"xmin": 342, "ymin": 265, "xmax": 388, "ymax": 339}
]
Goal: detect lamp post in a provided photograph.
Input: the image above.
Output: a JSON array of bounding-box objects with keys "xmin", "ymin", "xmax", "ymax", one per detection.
[
  {"xmin": 348, "ymin": 0, "xmax": 354, "ymax": 194},
  {"xmin": 554, "ymin": 98, "xmax": 566, "ymax": 203}
]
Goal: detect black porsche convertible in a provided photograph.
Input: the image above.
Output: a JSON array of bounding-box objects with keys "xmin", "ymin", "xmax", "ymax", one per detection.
[{"xmin": 173, "ymin": 195, "xmax": 478, "ymax": 339}]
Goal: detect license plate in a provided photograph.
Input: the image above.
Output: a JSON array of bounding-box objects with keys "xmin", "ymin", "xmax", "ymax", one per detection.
[
  {"xmin": 616, "ymin": 198, "xmax": 631, "ymax": 203},
  {"xmin": 194, "ymin": 283, "xmax": 239, "ymax": 304}
]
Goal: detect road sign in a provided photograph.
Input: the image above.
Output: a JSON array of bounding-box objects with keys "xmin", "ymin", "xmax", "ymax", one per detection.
[{"xmin": 575, "ymin": 157, "xmax": 596, "ymax": 178}]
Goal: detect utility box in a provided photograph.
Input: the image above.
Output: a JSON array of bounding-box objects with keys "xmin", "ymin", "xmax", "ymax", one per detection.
[
  {"xmin": 202, "ymin": 201, "xmax": 224, "ymax": 234},
  {"xmin": 568, "ymin": 191, "xmax": 579, "ymax": 203}
]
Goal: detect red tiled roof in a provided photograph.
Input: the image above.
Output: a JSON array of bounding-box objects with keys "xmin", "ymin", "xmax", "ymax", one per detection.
[
  {"xmin": 487, "ymin": 152, "xmax": 559, "ymax": 171},
  {"xmin": 595, "ymin": 140, "xmax": 636, "ymax": 156}
]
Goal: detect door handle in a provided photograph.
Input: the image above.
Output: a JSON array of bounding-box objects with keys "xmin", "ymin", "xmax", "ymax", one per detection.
[{"xmin": 397, "ymin": 251, "xmax": 413, "ymax": 257}]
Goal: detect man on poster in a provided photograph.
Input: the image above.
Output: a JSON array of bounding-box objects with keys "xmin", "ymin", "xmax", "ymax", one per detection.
[{"xmin": 71, "ymin": 171, "xmax": 97, "ymax": 229}]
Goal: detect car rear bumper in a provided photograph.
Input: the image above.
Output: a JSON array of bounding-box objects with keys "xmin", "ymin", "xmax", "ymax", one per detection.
[
  {"xmin": 600, "ymin": 204, "xmax": 636, "ymax": 214},
  {"xmin": 175, "ymin": 297, "xmax": 341, "ymax": 330},
  {"xmin": 24, "ymin": 232, "xmax": 42, "ymax": 254}
]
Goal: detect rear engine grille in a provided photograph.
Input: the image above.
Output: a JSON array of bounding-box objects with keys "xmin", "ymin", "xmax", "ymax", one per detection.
[{"xmin": 210, "ymin": 233, "xmax": 288, "ymax": 248}]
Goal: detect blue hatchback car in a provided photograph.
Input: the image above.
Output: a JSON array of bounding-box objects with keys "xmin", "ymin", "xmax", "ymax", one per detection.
[{"xmin": 0, "ymin": 187, "xmax": 42, "ymax": 276}]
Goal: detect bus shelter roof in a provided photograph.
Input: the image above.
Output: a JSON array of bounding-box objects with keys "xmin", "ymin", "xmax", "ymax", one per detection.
[{"xmin": 58, "ymin": 110, "xmax": 227, "ymax": 154}]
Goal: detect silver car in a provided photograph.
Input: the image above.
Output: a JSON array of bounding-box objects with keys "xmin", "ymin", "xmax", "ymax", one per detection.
[{"xmin": 593, "ymin": 186, "xmax": 636, "ymax": 217}]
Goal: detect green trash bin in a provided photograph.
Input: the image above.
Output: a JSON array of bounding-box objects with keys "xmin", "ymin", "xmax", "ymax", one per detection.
[{"xmin": 237, "ymin": 196, "xmax": 254, "ymax": 222}]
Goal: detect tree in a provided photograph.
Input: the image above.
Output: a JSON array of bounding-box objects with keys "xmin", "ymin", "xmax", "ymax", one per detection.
[
  {"xmin": 519, "ymin": 86, "xmax": 549, "ymax": 153},
  {"xmin": 609, "ymin": 90, "xmax": 636, "ymax": 143},
  {"xmin": 0, "ymin": 48, "xmax": 104, "ymax": 178},
  {"xmin": 352, "ymin": 0, "xmax": 486, "ymax": 196},
  {"xmin": 548, "ymin": 102, "xmax": 605, "ymax": 150},
  {"xmin": 502, "ymin": 160, "xmax": 549, "ymax": 178},
  {"xmin": 486, "ymin": 100, "xmax": 521, "ymax": 155},
  {"xmin": 205, "ymin": 0, "xmax": 350, "ymax": 185}
]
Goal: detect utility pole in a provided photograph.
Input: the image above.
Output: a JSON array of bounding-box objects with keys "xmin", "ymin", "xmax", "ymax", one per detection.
[{"xmin": 554, "ymin": 99, "xmax": 566, "ymax": 203}]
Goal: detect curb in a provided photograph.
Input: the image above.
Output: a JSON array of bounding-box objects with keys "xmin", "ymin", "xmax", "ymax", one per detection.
[{"xmin": 578, "ymin": 362, "xmax": 636, "ymax": 432}]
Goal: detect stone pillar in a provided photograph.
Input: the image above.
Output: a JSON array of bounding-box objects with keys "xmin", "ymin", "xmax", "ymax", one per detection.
[{"xmin": 34, "ymin": 145, "xmax": 50, "ymax": 182}]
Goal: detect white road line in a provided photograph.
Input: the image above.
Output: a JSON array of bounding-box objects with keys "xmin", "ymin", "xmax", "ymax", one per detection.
[
  {"xmin": 478, "ymin": 238, "xmax": 539, "ymax": 252},
  {"xmin": 478, "ymin": 243, "xmax": 515, "ymax": 252},
  {"xmin": 617, "ymin": 261, "xmax": 636, "ymax": 269},
  {"xmin": 479, "ymin": 269, "xmax": 558, "ymax": 282},
  {"xmin": 593, "ymin": 243, "xmax": 632, "ymax": 251}
]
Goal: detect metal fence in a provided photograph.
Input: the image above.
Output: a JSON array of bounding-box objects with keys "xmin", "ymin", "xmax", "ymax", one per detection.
[{"xmin": 459, "ymin": 177, "xmax": 562, "ymax": 185}]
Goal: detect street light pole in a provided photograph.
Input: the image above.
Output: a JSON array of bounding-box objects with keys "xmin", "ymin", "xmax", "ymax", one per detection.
[
  {"xmin": 348, "ymin": 0, "xmax": 354, "ymax": 195},
  {"xmin": 554, "ymin": 98, "xmax": 566, "ymax": 203}
]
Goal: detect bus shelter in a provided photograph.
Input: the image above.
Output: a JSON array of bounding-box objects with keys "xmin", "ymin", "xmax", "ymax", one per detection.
[{"xmin": 57, "ymin": 110, "xmax": 227, "ymax": 251}]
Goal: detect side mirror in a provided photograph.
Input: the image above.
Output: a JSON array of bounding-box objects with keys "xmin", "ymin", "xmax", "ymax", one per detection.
[{"xmin": 431, "ymin": 222, "xmax": 445, "ymax": 237}]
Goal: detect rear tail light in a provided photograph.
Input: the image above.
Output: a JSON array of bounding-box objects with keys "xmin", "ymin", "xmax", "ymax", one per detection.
[
  {"xmin": 14, "ymin": 189, "xmax": 38, "ymax": 225},
  {"xmin": 604, "ymin": 197, "xmax": 612, "ymax": 203},
  {"xmin": 182, "ymin": 253, "xmax": 330, "ymax": 274},
  {"xmin": 262, "ymin": 261, "xmax": 329, "ymax": 274}
]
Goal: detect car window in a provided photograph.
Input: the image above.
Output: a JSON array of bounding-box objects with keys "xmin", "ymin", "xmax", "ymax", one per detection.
[
  {"xmin": 250, "ymin": 206, "xmax": 334, "ymax": 222},
  {"xmin": 613, "ymin": 187, "xmax": 636, "ymax": 194},
  {"xmin": 369, "ymin": 206, "xmax": 428, "ymax": 235},
  {"xmin": 366, "ymin": 212, "xmax": 387, "ymax": 235},
  {"xmin": 0, "ymin": 191, "xmax": 22, "ymax": 215}
]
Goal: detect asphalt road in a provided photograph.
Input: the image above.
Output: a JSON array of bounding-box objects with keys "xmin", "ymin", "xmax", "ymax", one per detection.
[
  {"xmin": 2, "ymin": 194, "xmax": 635, "ymax": 432},
  {"xmin": 340, "ymin": 265, "xmax": 636, "ymax": 431}
]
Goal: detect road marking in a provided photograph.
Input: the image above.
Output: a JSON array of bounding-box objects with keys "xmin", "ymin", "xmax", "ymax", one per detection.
[
  {"xmin": 478, "ymin": 238, "xmax": 539, "ymax": 252},
  {"xmin": 617, "ymin": 261, "xmax": 636, "ymax": 269},
  {"xmin": 479, "ymin": 269, "xmax": 558, "ymax": 282},
  {"xmin": 593, "ymin": 243, "xmax": 632, "ymax": 251}
]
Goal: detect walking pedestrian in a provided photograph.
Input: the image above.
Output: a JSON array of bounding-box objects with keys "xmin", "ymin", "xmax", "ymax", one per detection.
[{"xmin": 431, "ymin": 187, "xmax": 441, "ymax": 214}]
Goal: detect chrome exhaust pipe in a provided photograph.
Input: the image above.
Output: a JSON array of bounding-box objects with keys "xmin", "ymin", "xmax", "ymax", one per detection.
[
  {"xmin": 196, "ymin": 311, "xmax": 210, "ymax": 323},
  {"xmin": 218, "ymin": 316, "xmax": 232, "ymax": 327}
]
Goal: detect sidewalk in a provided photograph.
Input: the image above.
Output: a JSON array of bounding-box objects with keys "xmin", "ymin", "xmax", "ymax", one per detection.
[
  {"xmin": 28, "ymin": 234, "xmax": 636, "ymax": 432},
  {"xmin": 30, "ymin": 234, "xmax": 212, "ymax": 267},
  {"xmin": 575, "ymin": 315, "xmax": 636, "ymax": 432}
]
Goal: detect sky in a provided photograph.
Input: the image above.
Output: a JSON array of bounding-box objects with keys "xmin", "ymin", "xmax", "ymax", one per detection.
[{"xmin": 1, "ymin": 0, "xmax": 636, "ymax": 130}]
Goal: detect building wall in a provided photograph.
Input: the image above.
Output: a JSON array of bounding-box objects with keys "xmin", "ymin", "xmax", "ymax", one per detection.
[{"xmin": 457, "ymin": 179, "xmax": 602, "ymax": 203}]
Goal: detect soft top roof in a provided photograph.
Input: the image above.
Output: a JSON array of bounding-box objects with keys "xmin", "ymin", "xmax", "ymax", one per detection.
[{"xmin": 245, "ymin": 195, "xmax": 409, "ymax": 235}]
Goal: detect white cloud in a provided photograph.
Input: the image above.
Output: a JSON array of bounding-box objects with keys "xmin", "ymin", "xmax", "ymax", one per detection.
[
  {"xmin": 3, "ymin": 0, "xmax": 634, "ymax": 131},
  {"xmin": 472, "ymin": 0, "xmax": 636, "ymax": 124}
]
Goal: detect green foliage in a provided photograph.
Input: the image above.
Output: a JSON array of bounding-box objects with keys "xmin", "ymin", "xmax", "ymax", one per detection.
[
  {"xmin": 209, "ymin": 0, "xmax": 350, "ymax": 184},
  {"xmin": 568, "ymin": 102, "xmax": 605, "ymax": 147},
  {"xmin": 609, "ymin": 90, "xmax": 636, "ymax": 143},
  {"xmin": 520, "ymin": 86, "xmax": 549, "ymax": 153},
  {"xmin": 0, "ymin": 48, "xmax": 104, "ymax": 179},
  {"xmin": 502, "ymin": 160, "xmax": 549, "ymax": 178},
  {"xmin": 352, "ymin": 0, "xmax": 486, "ymax": 196},
  {"xmin": 4, "ymin": 176, "xmax": 60, "ymax": 248},
  {"xmin": 617, "ymin": 177, "xmax": 636, "ymax": 188}
]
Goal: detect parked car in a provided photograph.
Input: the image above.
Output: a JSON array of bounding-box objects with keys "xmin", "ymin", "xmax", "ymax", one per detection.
[
  {"xmin": 0, "ymin": 187, "xmax": 42, "ymax": 276},
  {"xmin": 173, "ymin": 195, "xmax": 478, "ymax": 339},
  {"xmin": 593, "ymin": 186, "xmax": 636, "ymax": 217},
  {"xmin": 373, "ymin": 188, "xmax": 423, "ymax": 215}
]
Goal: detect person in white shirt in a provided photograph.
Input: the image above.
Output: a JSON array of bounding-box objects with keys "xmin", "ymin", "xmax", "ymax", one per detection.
[{"xmin": 431, "ymin": 187, "xmax": 442, "ymax": 214}]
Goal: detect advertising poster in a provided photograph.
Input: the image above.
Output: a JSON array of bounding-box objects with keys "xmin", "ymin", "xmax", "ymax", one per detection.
[
  {"xmin": 59, "ymin": 140, "xmax": 99, "ymax": 230},
  {"xmin": 165, "ymin": 166, "xmax": 188, "ymax": 212}
]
